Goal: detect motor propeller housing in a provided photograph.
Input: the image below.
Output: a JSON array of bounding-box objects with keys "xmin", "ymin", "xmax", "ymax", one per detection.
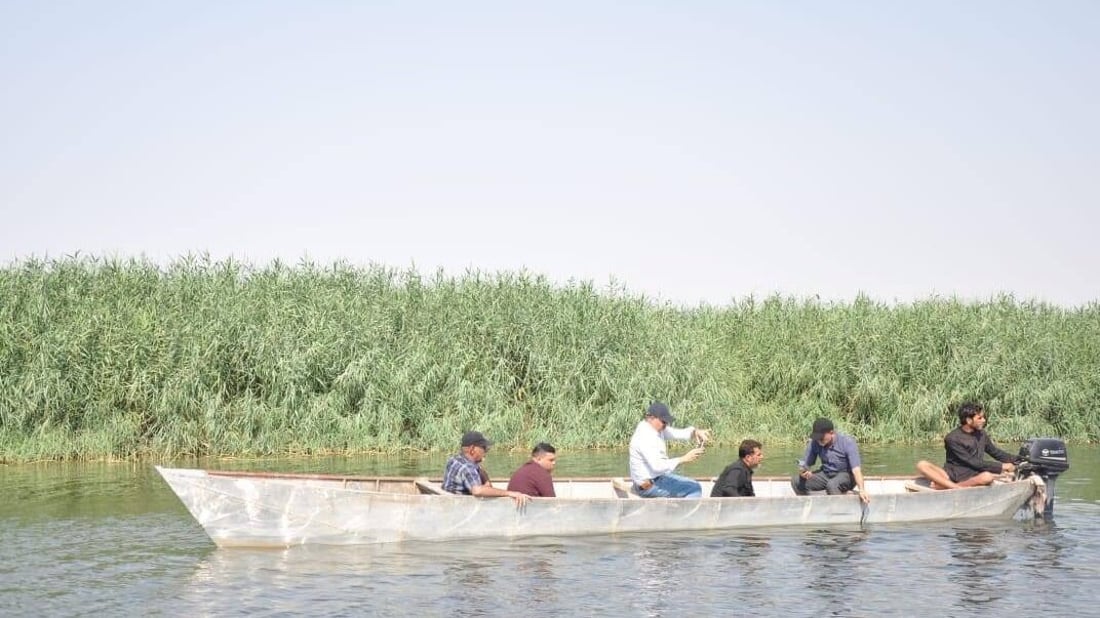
[{"xmin": 1017, "ymin": 437, "xmax": 1069, "ymax": 518}]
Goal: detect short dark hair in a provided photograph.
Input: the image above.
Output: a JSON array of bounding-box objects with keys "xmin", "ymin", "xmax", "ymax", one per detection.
[
  {"xmin": 957, "ymin": 402, "xmax": 985, "ymax": 425},
  {"xmin": 738, "ymin": 439, "xmax": 762, "ymax": 459},
  {"xmin": 532, "ymin": 442, "xmax": 556, "ymax": 457}
]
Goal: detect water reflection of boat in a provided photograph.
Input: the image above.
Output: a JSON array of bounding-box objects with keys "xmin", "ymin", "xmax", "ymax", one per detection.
[{"xmin": 156, "ymin": 466, "xmax": 1049, "ymax": 548}]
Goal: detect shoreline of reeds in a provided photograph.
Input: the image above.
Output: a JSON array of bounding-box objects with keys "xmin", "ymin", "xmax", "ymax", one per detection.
[{"xmin": 2, "ymin": 256, "xmax": 1097, "ymax": 463}]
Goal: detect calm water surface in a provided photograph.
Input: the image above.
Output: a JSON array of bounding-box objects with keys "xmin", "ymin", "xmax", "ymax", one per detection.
[{"xmin": 2, "ymin": 444, "xmax": 1098, "ymax": 617}]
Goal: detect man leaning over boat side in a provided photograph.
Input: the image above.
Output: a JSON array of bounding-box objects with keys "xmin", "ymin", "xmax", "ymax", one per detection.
[
  {"xmin": 628, "ymin": 401, "xmax": 711, "ymax": 498},
  {"xmin": 711, "ymin": 439, "xmax": 764, "ymax": 497},
  {"xmin": 507, "ymin": 442, "xmax": 558, "ymax": 497},
  {"xmin": 791, "ymin": 417, "xmax": 871, "ymax": 504},
  {"xmin": 442, "ymin": 431, "xmax": 530, "ymax": 505},
  {"xmin": 915, "ymin": 402, "xmax": 1017, "ymax": 490}
]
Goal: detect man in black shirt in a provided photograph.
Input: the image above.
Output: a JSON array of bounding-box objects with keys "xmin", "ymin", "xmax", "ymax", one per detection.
[
  {"xmin": 711, "ymin": 439, "xmax": 763, "ymax": 497},
  {"xmin": 916, "ymin": 402, "xmax": 1016, "ymax": 489}
]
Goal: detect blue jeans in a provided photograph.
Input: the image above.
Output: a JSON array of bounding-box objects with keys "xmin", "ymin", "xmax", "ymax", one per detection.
[{"xmin": 637, "ymin": 473, "xmax": 702, "ymax": 498}]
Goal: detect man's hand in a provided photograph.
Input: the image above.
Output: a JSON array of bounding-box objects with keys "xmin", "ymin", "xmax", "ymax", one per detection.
[
  {"xmin": 681, "ymin": 446, "xmax": 706, "ymax": 464},
  {"xmin": 693, "ymin": 428, "xmax": 712, "ymax": 444},
  {"xmin": 473, "ymin": 484, "xmax": 530, "ymax": 505},
  {"xmin": 1002, "ymin": 462, "xmax": 1016, "ymax": 474},
  {"xmin": 852, "ymin": 467, "xmax": 870, "ymax": 504}
]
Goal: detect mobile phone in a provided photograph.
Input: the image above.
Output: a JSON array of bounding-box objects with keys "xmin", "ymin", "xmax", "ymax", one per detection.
[{"xmin": 796, "ymin": 460, "xmax": 808, "ymax": 471}]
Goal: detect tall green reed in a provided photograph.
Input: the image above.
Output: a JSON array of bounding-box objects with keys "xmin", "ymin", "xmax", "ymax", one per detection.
[{"xmin": 1, "ymin": 256, "xmax": 1096, "ymax": 461}]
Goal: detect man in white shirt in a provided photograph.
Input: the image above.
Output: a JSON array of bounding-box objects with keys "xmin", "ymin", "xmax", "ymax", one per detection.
[{"xmin": 628, "ymin": 401, "xmax": 711, "ymax": 498}]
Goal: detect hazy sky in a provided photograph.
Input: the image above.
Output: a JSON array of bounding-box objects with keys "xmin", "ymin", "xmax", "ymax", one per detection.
[{"xmin": 3, "ymin": 2, "xmax": 1097, "ymax": 307}]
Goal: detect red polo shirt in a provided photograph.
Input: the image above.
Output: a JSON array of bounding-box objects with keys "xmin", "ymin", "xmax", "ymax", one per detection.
[{"xmin": 507, "ymin": 460, "xmax": 556, "ymax": 497}]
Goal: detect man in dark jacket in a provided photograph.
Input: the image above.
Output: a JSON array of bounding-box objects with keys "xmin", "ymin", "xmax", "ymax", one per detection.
[
  {"xmin": 711, "ymin": 439, "xmax": 763, "ymax": 497},
  {"xmin": 916, "ymin": 402, "xmax": 1017, "ymax": 489}
]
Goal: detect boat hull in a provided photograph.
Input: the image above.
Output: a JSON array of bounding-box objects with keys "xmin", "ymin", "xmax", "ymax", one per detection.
[{"xmin": 156, "ymin": 467, "xmax": 1041, "ymax": 547}]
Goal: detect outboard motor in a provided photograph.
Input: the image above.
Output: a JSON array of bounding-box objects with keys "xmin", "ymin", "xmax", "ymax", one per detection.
[{"xmin": 1017, "ymin": 438, "xmax": 1070, "ymax": 518}]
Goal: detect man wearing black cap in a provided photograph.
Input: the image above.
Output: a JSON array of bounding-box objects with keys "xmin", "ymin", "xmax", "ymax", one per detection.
[
  {"xmin": 442, "ymin": 431, "xmax": 529, "ymax": 505},
  {"xmin": 628, "ymin": 401, "xmax": 711, "ymax": 498},
  {"xmin": 791, "ymin": 417, "xmax": 871, "ymax": 504}
]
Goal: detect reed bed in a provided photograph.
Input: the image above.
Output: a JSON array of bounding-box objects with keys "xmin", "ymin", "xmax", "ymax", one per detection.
[{"xmin": 1, "ymin": 256, "xmax": 1097, "ymax": 461}]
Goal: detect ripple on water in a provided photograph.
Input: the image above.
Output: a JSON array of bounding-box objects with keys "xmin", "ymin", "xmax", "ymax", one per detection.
[{"xmin": 2, "ymin": 456, "xmax": 1099, "ymax": 616}]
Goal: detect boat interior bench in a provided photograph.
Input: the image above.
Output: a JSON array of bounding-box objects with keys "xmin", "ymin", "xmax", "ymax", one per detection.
[
  {"xmin": 414, "ymin": 478, "xmax": 447, "ymax": 495},
  {"xmin": 611, "ymin": 478, "xmax": 642, "ymax": 499},
  {"xmin": 904, "ymin": 478, "xmax": 936, "ymax": 493}
]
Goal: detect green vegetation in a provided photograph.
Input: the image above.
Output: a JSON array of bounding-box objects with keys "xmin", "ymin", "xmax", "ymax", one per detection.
[{"xmin": 1, "ymin": 256, "xmax": 1097, "ymax": 462}]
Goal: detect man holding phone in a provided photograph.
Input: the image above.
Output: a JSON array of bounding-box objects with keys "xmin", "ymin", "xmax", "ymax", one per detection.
[{"xmin": 628, "ymin": 401, "xmax": 711, "ymax": 498}]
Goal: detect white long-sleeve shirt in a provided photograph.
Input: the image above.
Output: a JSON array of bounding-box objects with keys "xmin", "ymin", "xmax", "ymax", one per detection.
[{"xmin": 628, "ymin": 420, "xmax": 696, "ymax": 483}]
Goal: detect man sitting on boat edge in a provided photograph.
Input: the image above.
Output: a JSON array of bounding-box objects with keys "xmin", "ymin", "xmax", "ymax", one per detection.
[
  {"xmin": 711, "ymin": 439, "xmax": 764, "ymax": 497},
  {"xmin": 791, "ymin": 417, "xmax": 871, "ymax": 504},
  {"xmin": 915, "ymin": 402, "xmax": 1016, "ymax": 490},
  {"xmin": 628, "ymin": 401, "xmax": 710, "ymax": 498},
  {"xmin": 442, "ymin": 431, "xmax": 530, "ymax": 505},
  {"xmin": 507, "ymin": 442, "xmax": 558, "ymax": 497}
]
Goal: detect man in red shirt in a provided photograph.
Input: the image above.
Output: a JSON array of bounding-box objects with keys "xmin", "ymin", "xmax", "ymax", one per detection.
[{"xmin": 507, "ymin": 443, "xmax": 558, "ymax": 497}]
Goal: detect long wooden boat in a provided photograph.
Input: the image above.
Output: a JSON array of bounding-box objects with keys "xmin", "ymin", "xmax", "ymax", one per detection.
[{"xmin": 156, "ymin": 466, "xmax": 1047, "ymax": 548}]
